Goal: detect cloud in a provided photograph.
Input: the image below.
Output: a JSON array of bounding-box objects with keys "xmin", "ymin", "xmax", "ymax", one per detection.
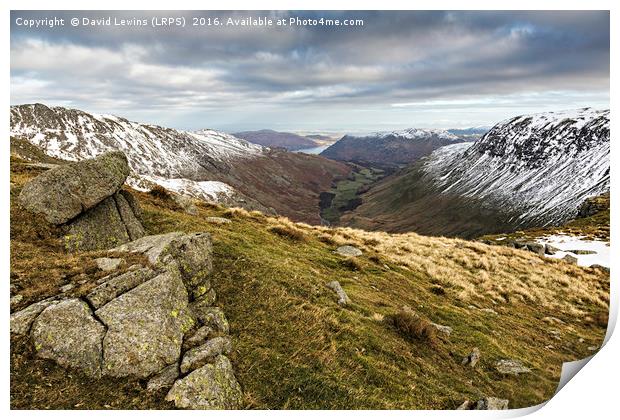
[{"xmin": 10, "ymin": 10, "xmax": 609, "ymax": 130}]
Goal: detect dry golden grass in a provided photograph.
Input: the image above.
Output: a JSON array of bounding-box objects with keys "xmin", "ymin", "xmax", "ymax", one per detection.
[
  {"xmin": 386, "ymin": 310, "xmax": 439, "ymax": 348},
  {"xmin": 268, "ymin": 224, "xmax": 307, "ymax": 242},
  {"xmin": 301, "ymin": 225, "xmax": 608, "ymax": 317}
]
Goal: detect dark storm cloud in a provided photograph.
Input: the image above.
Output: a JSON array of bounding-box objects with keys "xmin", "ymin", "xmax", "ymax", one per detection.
[{"xmin": 10, "ymin": 10, "xmax": 609, "ymax": 130}]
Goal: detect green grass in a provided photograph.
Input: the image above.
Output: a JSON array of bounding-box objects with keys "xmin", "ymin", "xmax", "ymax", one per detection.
[{"xmin": 321, "ymin": 166, "xmax": 384, "ymax": 223}]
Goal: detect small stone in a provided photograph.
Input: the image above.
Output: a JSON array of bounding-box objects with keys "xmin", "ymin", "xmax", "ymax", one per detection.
[
  {"xmin": 194, "ymin": 307, "xmax": 229, "ymax": 334},
  {"xmin": 475, "ymin": 397, "xmax": 509, "ymax": 410},
  {"xmin": 10, "ymin": 294, "xmax": 24, "ymax": 308},
  {"xmin": 457, "ymin": 400, "xmax": 472, "ymax": 410},
  {"xmin": 205, "ymin": 217, "xmax": 232, "ymax": 225},
  {"xmin": 526, "ymin": 242, "xmax": 545, "ymax": 256},
  {"xmin": 587, "ymin": 346, "xmax": 598, "ymax": 351},
  {"xmin": 462, "ymin": 347, "xmax": 481, "ymax": 368},
  {"xmin": 545, "ymin": 244, "xmax": 560, "ymax": 255},
  {"xmin": 431, "ymin": 322, "xmax": 453, "ymax": 336},
  {"xmin": 60, "ymin": 284, "xmax": 75, "ymax": 293},
  {"xmin": 166, "ymin": 355, "xmax": 243, "ymax": 409},
  {"xmin": 95, "ymin": 257, "xmax": 123, "ymax": 271},
  {"xmin": 327, "ymin": 281, "xmax": 350, "ymax": 306},
  {"xmin": 542, "ymin": 316, "xmax": 565, "ymax": 325},
  {"xmin": 567, "ymin": 249, "xmax": 596, "ymax": 255},
  {"xmin": 184, "ymin": 325, "xmax": 214, "ymax": 349},
  {"xmin": 147, "ymin": 364, "xmax": 180, "ymax": 392},
  {"xmin": 480, "ymin": 308, "xmax": 498, "ymax": 315},
  {"xmin": 563, "ymin": 254, "xmax": 578, "ymax": 264},
  {"xmin": 495, "ymin": 359, "xmax": 531, "ymax": 375},
  {"xmin": 334, "ymin": 245, "xmax": 362, "ymax": 257},
  {"xmin": 180, "ymin": 336, "xmax": 233, "ymax": 373}
]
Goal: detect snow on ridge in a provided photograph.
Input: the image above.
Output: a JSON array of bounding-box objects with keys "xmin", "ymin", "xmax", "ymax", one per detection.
[
  {"xmin": 348, "ymin": 127, "xmax": 461, "ymax": 142},
  {"xmin": 420, "ymin": 108, "xmax": 610, "ymax": 227},
  {"xmin": 10, "ymin": 103, "xmax": 267, "ymax": 205},
  {"xmin": 129, "ymin": 174, "xmax": 236, "ymax": 202}
]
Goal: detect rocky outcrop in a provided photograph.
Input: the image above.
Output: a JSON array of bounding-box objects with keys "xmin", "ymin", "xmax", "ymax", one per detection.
[
  {"xmin": 96, "ymin": 269, "xmax": 190, "ymax": 378},
  {"xmin": 18, "ymin": 151, "xmax": 130, "ymax": 225},
  {"xmin": 10, "ymin": 231, "xmax": 243, "ymax": 409},
  {"xmin": 63, "ymin": 192, "xmax": 145, "ymax": 251},
  {"xmin": 17, "ymin": 151, "xmax": 145, "ymax": 251}
]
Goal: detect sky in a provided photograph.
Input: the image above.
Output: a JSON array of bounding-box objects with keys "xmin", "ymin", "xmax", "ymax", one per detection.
[{"xmin": 10, "ymin": 11, "xmax": 610, "ymax": 133}]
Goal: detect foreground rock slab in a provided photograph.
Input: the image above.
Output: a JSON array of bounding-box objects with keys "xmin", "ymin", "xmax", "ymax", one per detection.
[
  {"xmin": 166, "ymin": 355, "xmax": 243, "ymax": 409},
  {"xmin": 31, "ymin": 299, "xmax": 106, "ymax": 377},
  {"xmin": 10, "ymin": 298, "xmax": 59, "ymax": 336},
  {"xmin": 96, "ymin": 269, "xmax": 190, "ymax": 378}
]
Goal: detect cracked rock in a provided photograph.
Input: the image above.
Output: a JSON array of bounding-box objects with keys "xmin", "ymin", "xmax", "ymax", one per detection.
[
  {"xmin": 180, "ymin": 336, "xmax": 233, "ymax": 373},
  {"xmin": 166, "ymin": 355, "xmax": 243, "ymax": 409},
  {"xmin": 31, "ymin": 299, "xmax": 105, "ymax": 377},
  {"xmin": 96, "ymin": 269, "xmax": 191, "ymax": 378}
]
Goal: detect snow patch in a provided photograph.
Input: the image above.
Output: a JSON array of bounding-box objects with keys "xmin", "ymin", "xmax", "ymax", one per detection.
[{"xmin": 536, "ymin": 234, "xmax": 610, "ymax": 268}]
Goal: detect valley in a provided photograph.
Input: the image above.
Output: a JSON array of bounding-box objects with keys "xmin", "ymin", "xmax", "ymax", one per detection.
[{"xmin": 9, "ymin": 103, "xmax": 611, "ymax": 410}]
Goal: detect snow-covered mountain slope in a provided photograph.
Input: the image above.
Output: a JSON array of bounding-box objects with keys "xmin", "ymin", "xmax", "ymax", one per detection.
[
  {"xmin": 371, "ymin": 128, "xmax": 460, "ymax": 141},
  {"xmin": 342, "ymin": 108, "xmax": 610, "ymax": 237},
  {"xmin": 10, "ymin": 104, "xmax": 265, "ymax": 203},
  {"xmin": 423, "ymin": 108, "xmax": 610, "ymax": 226},
  {"xmin": 10, "ymin": 104, "xmax": 351, "ymax": 223},
  {"xmin": 320, "ymin": 127, "xmax": 468, "ymax": 167}
]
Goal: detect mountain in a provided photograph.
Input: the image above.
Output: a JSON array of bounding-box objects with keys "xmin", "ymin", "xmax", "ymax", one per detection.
[
  {"xmin": 10, "ymin": 104, "xmax": 350, "ymax": 223},
  {"xmin": 342, "ymin": 108, "xmax": 610, "ymax": 237},
  {"xmin": 232, "ymin": 129, "xmax": 320, "ymax": 151},
  {"xmin": 447, "ymin": 126, "xmax": 490, "ymax": 140},
  {"xmin": 320, "ymin": 128, "xmax": 469, "ymax": 167},
  {"xmin": 447, "ymin": 126, "xmax": 490, "ymax": 137},
  {"xmin": 305, "ymin": 134, "xmax": 334, "ymax": 142}
]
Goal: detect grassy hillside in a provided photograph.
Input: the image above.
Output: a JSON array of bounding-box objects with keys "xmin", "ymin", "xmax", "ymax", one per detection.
[
  {"xmin": 340, "ymin": 161, "xmax": 522, "ymax": 238},
  {"xmin": 321, "ymin": 165, "xmax": 385, "ymax": 224},
  {"xmin": 480, "ymin": 193, "xmax": 610, "ymax": 244},
  {"xmin": 10, "ymin": 157, "xmax": 609, "ymax": 409}
]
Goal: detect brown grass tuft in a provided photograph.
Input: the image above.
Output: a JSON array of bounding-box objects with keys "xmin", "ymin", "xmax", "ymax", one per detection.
[
  {"xmin": 386, "ymin": 310, "xmax": 438, "ymax": 347},
  {"xmin": 340, "ymin": 257, "xmax": 363, "ymax": 271},
  {"xmin": 429, "ymin": 285, "xmax": 446, "ymax": 296},
  {"xmin": 317, "ymin": 233, "xmax": 337, "ymax": 245},
  {"xmin": 268, "ymin": 225, "xmax": 307, "ymax": 242},
  {"xmin": 148, "ymin": 185, "xmax": 173, "ymax": 201}
]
